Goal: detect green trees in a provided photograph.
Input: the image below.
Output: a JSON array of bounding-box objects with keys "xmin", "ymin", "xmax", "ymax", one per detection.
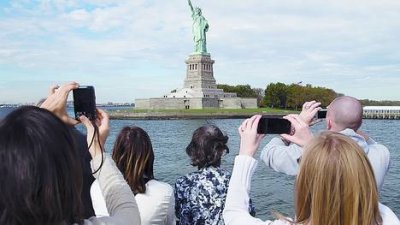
[
  {"xmin": 218, "ymin": 82, "xmax": 341, "ymax": 109},
  {"xmin": 217, "ymin": 84, "xmax": 257, "ymax": 98},
  {"xmin": 264, "ymin": 82, "xmax": 288, "ymax": 108},
  {"xmin": 264, "ymin": 82, "xmax": 338, "ymax": 109},
  {"xmin": 360, "ymin": 99, "xmax": 400, "ymax": 106},
  {"xmin": 218, "ymin": 81, "xmax": 399, "ymax": 109}
]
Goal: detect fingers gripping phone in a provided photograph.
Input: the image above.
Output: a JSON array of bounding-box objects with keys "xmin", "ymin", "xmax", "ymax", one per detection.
[
  {"xmin": 73, "ymin": 86, "xmax": 96, "ymax": 121},
  {"xmin": 257, "ymin": 117, "xmax": 291, "ymax": 134}
]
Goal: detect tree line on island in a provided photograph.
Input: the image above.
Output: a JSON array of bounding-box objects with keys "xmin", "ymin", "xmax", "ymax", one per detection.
[{"xmin": 217, "ymin": 82, "xmax": 400, "ymax": 109}]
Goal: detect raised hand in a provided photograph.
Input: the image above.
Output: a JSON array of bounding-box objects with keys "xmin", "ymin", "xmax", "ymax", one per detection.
[
  {"xmin": 281, "ymin": 114, "xmax": 313, "ymax": 147},
  {"xmin": 238, "ymin": 115, "xmax": 265, "ymax": 157},
  {"xmin": 188, "ymin": 0, "xmax": 194, "ymax": 12},
  {"xmin": 80, "ymin": 108, "xmax": 110, "ymax": 159},
  {"xmin": 40, "ymin": 82, "xmax": 79, "ymax": 125},
  {"xmin": 299, "ymin": 100, "xmax": 321, "ymax": 126}
]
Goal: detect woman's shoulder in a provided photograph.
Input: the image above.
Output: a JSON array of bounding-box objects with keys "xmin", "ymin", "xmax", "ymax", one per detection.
[
  {"xmin": 175, "ymin": 167, "xmax": 230, "ymax": 186},
  {"xmin": 146, "ymin": 180, "xmax": 173, "ymax": 194},
  {"xmin": 215, "ymin": 166, "xmax": 231, "ymax": 176},
  {"xmin": 175, "ymin": 170, "xmax": 201, "ymax": 184},
  {"xmin": 203, "ymin": 166, "xmax": 231, "ymax": 179},
  {"xmin": 379, "ymin": 203, "xmax": 400, "ymax": 225}
]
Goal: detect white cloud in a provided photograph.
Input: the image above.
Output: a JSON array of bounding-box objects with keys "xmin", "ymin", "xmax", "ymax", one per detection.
[
  {"xmin": 0, "ymin": 0, "xmax": 399, "ymax": 103},
  {"xmin": 67, "ymin": 9, "xmax": 91, "ymax": 22}
]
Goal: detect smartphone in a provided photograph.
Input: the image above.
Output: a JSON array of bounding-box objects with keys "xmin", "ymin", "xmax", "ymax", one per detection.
[
  {"xmin": 257, "ymin": 117, "xmax": 291, "ymax": 134},
  {"xmin": 73, "ymin": 86, "xmax": 96, "ymax": 121},
  {"xmin": 317, "ymin": 109, "xmax": 327, "ymax": 119}
]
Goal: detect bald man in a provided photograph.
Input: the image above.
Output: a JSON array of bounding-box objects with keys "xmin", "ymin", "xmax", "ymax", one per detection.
[
  {"xmin": 260, "ymin": 96, "xmax": 390, "ymax": 192},
  {"xmin": 326, "ymin": 96, "xmax": 363, "ymax": 132}
]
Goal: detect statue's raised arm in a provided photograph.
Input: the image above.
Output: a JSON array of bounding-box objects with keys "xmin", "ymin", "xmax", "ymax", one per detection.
[
  {"xmin": 188, "ymin": 0, "xmax": 194, "ymax": 13},
  {"xmin": 187, "ymin": 0, "xmax": 209, "ymax": 54}
]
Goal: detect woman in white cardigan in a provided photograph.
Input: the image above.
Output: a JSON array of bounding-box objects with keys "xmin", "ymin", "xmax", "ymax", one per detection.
[
  {"xmin": 223, "ymin": 114, "xmax": 400, "ymax": 225},
  {"xmin": 91, "ymin": 126, "xmax": 175, "ymax": 225}
]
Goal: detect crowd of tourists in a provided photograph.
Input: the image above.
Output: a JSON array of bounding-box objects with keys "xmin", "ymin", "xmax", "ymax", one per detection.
[{"xmin": 0, "ymin": 82, "xmax": 399, "ymax": 225}]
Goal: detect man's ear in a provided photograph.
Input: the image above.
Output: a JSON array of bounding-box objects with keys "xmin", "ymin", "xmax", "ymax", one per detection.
[{"xmin": 326, "ymin": 119, "xmax": 332, "ymax": 130}]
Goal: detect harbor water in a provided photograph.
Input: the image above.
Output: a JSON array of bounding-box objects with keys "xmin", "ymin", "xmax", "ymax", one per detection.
[{"xmin": 1, "ymin": 107, "xmax": 399, "ymax": 219}]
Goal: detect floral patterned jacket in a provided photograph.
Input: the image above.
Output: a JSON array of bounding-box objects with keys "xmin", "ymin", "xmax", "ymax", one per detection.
[{"xmin": 174, "ymin": 166, "xmax": 255, "ymax": 225}]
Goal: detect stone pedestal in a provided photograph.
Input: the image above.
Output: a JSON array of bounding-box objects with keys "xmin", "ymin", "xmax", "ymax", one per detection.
[
  {"xmin": 134, "ymin": 52, "xmax": 258, "ymax": 110},
  {"xmin": 184, "ymin": 54, "xmax": 216, "ymax": 89}
]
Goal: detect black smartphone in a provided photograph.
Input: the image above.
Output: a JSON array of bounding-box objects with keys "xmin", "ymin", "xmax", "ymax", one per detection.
[
  {"xmin": 317, "ymin": 109, "xmax": 327, "ymax": 119},
  {"xmin": 257, "ymin": 117, "xmax": 291, "ymax": 134},
  {"xmin": 73, "ymin": 86, "xmax": 96, "ymax": 121}
]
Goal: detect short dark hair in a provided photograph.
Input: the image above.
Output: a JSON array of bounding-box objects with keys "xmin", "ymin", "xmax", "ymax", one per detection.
[
  {"xmin": 112, "ymin": 126, "xmax": 155, "ymax": 195},
  {"xmin": 0, "ymin": 106, "xmax": 83, "ymax": 225},
  {"xmin": 186, "ymin": 125, "xmax": 229, "ymax": 169}
]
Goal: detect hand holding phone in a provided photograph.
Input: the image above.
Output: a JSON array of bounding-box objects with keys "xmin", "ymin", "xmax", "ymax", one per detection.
[
  {"xmin": 40, "ymin": 82, "xmax": 80, "ymax": 125},
  {"xmin": 281, "ymin": 114, "xmax": 313, "ymax": 147},
  {"xmin": 80, "ymin": 108, "xmax": 109, "ymax": 157},
  {"xmin": 257, "ymin": 117, "xmax": 291, "ymax": 134},
  {"xmin": 299, "ymin": 100, "xmax": 321, "ymax": 125},
  {"xmin": 73, "ymin": 86, "xmax": 96, "ymax": 121},
  {"xmin": 238, "ymin": 115, "xmax": 265, "ymax": 157}
]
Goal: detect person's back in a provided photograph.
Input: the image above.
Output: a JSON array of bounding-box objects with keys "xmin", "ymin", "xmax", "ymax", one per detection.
[
  {"xmin": 175, "ymin": 166, "xmax": 231, "ymax": 225},
  {"xmin": 92, "ymin": 178, "xmax": 175, "ymax": 224},
  {"xmin": 92, "ymin": 126, "xmax": 175, "ymax": 225},
  {"xmin": 70, "ymin": 127, "xmax": 96, "ymax": 217},
  {"xmin": 224, "ymin": 115, "xmax": 400, "ymax": 225},
  {"xmin": 174, "ymin": 125, "xmax": 245, "ymax": 225},
  {"xmin": 340, "ymin": 128, "xmax": 390, "ymax": 191},
  {"xmin": 261, "ymin": 97, "xmax": 391, "ymax": 191},
  {"xmin": 136, "ymin": 179, "xmax": 174, "ymax": 225}
]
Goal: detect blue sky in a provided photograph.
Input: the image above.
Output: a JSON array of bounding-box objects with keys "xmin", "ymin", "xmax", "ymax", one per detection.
[{"xmin": 0, "ymin": 0, "xmax": 399, "ymax": 104}]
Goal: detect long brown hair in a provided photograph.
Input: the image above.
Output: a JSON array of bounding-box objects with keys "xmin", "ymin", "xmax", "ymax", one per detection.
[
  {"xmin": 294, "ymin": 132, "xmax": 382, "ymax": 225},
  {"xmin": 0, "ymin": 106, "xmax": 83, "ymax": 225},
  {"xmin": 112, "ymin": 126, "xmax": 155, "ymax": 195}
]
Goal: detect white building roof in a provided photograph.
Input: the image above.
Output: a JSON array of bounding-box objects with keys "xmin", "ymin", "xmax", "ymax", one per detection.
[{"xmin": 363, "ymin": 106, "xmax": 400, "ymax": 110}]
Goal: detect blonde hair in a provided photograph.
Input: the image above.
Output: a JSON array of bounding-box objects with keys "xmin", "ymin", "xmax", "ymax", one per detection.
[{"xmin": 294, "ymin": 131, "xmax": 382, "ymax": 225}]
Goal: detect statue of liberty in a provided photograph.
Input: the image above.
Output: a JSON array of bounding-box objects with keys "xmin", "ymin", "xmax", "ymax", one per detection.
[{"xmin": 188, "ymin": 0, "xmax": 209, "ymax": 54}]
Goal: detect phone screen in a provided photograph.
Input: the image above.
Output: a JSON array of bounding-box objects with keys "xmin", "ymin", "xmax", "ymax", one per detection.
[
  {"xmin": 257, "ymin": 117, "xmax": 291, "ymax": 134},
  {"xmin": 317, "ymin": 109, "xmax": 327, "ymax": 119},
  {"xmin": 73, "ymin": 86, "xmax": 96, "ymax": 121}
]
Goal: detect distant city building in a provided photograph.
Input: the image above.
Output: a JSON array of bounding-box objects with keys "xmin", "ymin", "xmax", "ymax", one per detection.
[{"xmin": 363, "ymin": 106, "xmax": 400, "ymax": 119}]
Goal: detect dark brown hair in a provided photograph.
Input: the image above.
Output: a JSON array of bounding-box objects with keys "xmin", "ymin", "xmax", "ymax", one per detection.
[
  {"xmin": 186, "ymin": 125, "xmax": 229, "ymax": 169},
  {"xmin": 112, "ymin": 126, "xmax": 155, "ymax": 195},
  {"xmin": 0, "ymin": 106, "xmax": 83, "ymax": 225}
]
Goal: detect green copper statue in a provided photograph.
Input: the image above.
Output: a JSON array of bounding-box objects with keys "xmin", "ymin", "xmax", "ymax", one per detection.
[{"xmin": 188, "ymin": 0, "xmax": 209, "ymax": 54}]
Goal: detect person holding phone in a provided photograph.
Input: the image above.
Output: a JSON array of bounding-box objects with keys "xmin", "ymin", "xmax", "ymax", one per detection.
[
  {"xmin": 223, "ymin": 115, "xmax": 399, "ymax": 225},
  {"xmin": 0, "ymin": 83, "xmax": 140, "ymax": 225},
  {"xmin": 37, "ymin": 84, "xmax": 97, "ymax": 218},
  {"xmin": 260, "ymin": 97, "xmax": 391, "ymax": 192}
]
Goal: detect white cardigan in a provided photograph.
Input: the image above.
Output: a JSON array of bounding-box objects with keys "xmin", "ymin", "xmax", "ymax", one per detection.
[
  {"xmin": 223, "ymin": 155, "xmax": 400, "ymax": 225},
  {"xmin": 91, "ymin": 179, "xmax": 175, "ymax": 225},
  {"xmin": 79, "ymin": 155, "xmax": 141, "ymax": 225}
]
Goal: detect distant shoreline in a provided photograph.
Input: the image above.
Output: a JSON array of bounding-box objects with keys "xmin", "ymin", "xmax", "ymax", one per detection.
[
  {"xmin": 107, "ymin": 110, "xmax": 289, "ymax": 120},
  {"xmin": 107, "ymin": 108, "xmax": 400, "ymax": 120},
  {"xmin": 2, "ymin": 106, "xmax": 398, "ymax": 120}
]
